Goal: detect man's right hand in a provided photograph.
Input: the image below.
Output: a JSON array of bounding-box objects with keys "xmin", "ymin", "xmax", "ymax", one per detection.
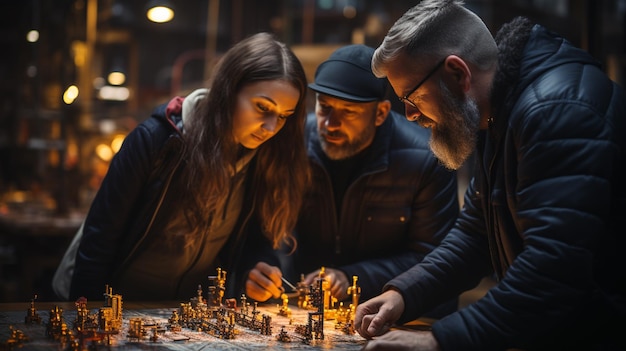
[
  {"xmin": 245, "ymin": 262, "xmax": 283, "ymax": 302},
  {"xmin": 354, "ymin": 288, "xmax": 406, "ymax": 339}
]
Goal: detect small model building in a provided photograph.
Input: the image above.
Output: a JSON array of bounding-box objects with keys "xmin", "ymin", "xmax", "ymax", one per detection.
[
  {"xmin": 296, "ymin": 274, "xmax": 310, "ymax": 309},
  {"xmin": 2, "ymin": 325, "xmax": 28, "ymax": 349},
  {"xmin": 127, "ymin": 318, "xmax": 145, "ymax": 341},
  {"xmin": 207, "ymin": 267, "xmax": 227, "ymax": 307},
  {"xmin": 101, "ymin": 284, "xmax": 123, "ymax": 332},
  {"xmin": 24, "ymin": 295, "xmax": 41, "ymax": 324}
]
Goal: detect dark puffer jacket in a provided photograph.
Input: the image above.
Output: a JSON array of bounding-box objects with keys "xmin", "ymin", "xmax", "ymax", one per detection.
[
  {"xmin": 387, "ymin": 19, "xmax": 626, "ymax": 350},
  {"xmin": 70, "ymin": 95, "xmax": 258, "ymax": 301},
  {"xmin": 289, "ymin": 110, "xmax": 458, "ymax": 302}
]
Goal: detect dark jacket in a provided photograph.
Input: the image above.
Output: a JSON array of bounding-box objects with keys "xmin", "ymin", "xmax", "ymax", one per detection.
[
  {"xmin": 70, "ymin": 93, "xmax": 258, "ymax": 301},
  {"xmin": 388, "ymin": 19, "xmax": 626, "ymax": 350},
  {"xmin": 289, "ymin": 111, "xmax": 459, "ymax": 302}
]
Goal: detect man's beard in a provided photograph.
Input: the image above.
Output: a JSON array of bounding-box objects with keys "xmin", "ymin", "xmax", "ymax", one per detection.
[
  {"xmin": 319, "ymin": 118, "xmax": 376, "ymax": 160},
  {"xmin": 427, "ymin": 80, "xmax": 480, "ymax": 170}
]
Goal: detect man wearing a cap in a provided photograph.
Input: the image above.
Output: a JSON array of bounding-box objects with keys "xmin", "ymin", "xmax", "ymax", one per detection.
[{"xmin": 245, "ymin": 45, "xmax": 459, "ymax": 314}]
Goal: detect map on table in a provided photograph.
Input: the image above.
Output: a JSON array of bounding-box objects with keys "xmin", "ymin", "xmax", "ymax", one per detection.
[{"xmin": 0, "ymin": 302, "xmax": 367, "ymax": 350}]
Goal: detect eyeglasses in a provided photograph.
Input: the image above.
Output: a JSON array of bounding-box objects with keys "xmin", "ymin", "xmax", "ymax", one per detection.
[{"xmin": 398, "ymin": 58, "xmax": 446, "ymax": 109}]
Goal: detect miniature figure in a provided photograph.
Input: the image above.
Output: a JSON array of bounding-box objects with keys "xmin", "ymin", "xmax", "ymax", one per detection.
[
  {"xmin": 347, "ymin": 276, "xmax": 361, "ymax": 310},
  {"xmin": 276, "ymin": 326, "xmax": 291, "ymax": 342},
  {"xmin": 277, "ymin": 293, "xmax": 292, "ymax": 317},
  {"xmin": 167, "ymin": 310, "xmax": 182, "ymax": 332}
]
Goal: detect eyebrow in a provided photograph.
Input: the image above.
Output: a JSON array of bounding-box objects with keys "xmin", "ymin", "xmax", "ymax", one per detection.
[
  {"xmin": 258, "ymin": 95, "xmax": 296, "ymax": 114},
  {"xmin": 258, "ymin": 95, "xmax": 277, "ymax": 106}
]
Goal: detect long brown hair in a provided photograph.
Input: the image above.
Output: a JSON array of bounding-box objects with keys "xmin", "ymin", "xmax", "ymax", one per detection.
[{"xmin": 183, "ymin": 32, "xmax": 309, "ymax": 248}]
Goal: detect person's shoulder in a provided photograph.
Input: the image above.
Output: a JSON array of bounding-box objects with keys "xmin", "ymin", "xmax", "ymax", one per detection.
[
  {"xmin": 122, "ymin": 104, "xmax": 179, "ymax": 151},
  {"xmin": 142, "ymin": 102, "xmax": 180, "ymax": 132}
]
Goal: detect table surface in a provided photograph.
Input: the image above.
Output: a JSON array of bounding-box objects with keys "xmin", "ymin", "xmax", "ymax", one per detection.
[{"xmin": 0, "ymin": 299, "xmax": 374, "ymax": 350}]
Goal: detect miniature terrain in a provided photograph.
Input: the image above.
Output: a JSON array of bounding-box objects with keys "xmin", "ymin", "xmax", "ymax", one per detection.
[{"xmin": 0, "ymin": 268, "xmax": 367, "ymax": 350}]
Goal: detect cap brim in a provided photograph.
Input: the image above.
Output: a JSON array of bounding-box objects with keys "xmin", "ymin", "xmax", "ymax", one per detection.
[{"xmin": 308, "ymin": 83, "xmax": 379, "ymax": 102}]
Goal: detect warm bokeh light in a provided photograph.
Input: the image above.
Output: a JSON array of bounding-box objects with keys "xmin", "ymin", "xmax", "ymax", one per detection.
[
  {"xmin": 71, "ymin": 41, "xmax": 86, "ymax": 67},
  {"xmin": 63, "ymin": 85, "xmax": 79, "ymax": 104},
  {"xmin": 147, "ymin": 6, "xmax": 174, "ymax": 23},
  {"xmin": 107, "ymin": 71, "xmax": 126, "ymax": 86},
  {"xmin": 110, "ymin": 134, "xmax": 125, "ymax": 153},
  {"xmin": 65, "ymin": 140, "xmax": 79, "ymax": 169},
  {"xmin": 98, "ymin": 86, "xmax": 130, "ymax": 101},
  {"xmin": 26, "ymin": 30, "xmax": 39, "ymax": 43},
  {"xmin": 95, "ymin": 143, "xmax": 114, "ymax": 162}
]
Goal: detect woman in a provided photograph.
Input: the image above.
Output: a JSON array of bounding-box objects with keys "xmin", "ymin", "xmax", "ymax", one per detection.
[{"xmin": 60, "ymin": 32, "xmax": 310, "ymax": 301}]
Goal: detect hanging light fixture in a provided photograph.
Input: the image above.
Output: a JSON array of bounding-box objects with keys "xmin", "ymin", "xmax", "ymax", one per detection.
[{"xmin": 145, "ymin": 0, "xmax": 175, "ymax": 23}]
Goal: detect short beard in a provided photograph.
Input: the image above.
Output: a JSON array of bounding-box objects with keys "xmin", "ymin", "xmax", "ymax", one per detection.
[
  {"xmin": 429, "ymin": 80, "xmax": 480, "ymax": 170},
  {"xmin": 318, "ymin": 113, "xmax": 377, "ymax": 160}
]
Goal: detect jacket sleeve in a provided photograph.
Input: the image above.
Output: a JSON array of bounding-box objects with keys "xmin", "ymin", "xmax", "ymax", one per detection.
[
  {"xmin": 70, "ymin": 118, "xmax": 163, "ymax": 300},
  {"xmin": 387, "ymin": 178, "xmax": 493, "ymax": 323}
]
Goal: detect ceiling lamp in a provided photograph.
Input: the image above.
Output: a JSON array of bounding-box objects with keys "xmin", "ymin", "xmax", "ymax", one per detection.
[{"xmin": 146, "ymin": 0, "xmax": 174, "ymax": 23}]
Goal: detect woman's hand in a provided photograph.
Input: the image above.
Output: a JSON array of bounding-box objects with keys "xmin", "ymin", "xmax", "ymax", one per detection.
[{"xmin": 245, "ymin": 262, "xmax": 283, "ymax": 302}]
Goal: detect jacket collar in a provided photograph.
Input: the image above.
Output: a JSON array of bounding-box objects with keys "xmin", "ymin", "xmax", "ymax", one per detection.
[{"xmin": 490, "ymin": 16, "xmax": 534, "ymax": 137}]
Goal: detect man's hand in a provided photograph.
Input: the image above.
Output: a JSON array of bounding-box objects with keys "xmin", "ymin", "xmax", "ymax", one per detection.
[
  {"xmin": 361, "ymin": 330, "xmax": 441, "ymax": 351},
  {"xmin": 245, "ymin": 262, "xmax": 283, "ymax": 302},
  {"xmin": 304, "ymin": 267, "xmax": 350, "ymax": 301},
  {"xmin": 354, "ymin": 289, "xmax": 405, "ymax": 339}
]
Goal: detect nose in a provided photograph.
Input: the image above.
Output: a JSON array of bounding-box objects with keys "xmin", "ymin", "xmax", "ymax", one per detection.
[
  {"xmin": 323, "ymin": 112, "xmax": 341, "ymax": 130},
  {"xmin": 404, "ymin": 104, "xmax": 421, "ymax": 122},
  {"xmin": 262, "ymin": 114, "xmax": 279, "ymax": 133}
]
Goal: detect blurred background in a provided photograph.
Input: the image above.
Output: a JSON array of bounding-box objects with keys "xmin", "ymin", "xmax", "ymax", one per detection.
[{"xmin": 0, "ymin": 0, "xmax": 624, "ymax": 302}]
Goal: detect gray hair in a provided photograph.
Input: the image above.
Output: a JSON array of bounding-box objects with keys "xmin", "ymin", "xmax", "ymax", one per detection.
[{"xmin": 372, "ymin": 0, "xmax": 498, "ymax": 77}]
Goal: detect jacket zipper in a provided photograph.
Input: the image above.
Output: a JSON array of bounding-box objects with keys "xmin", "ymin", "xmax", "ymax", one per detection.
[
  {"xmin": 319, "ymin": 161, "xmax": 385, "ymax": 257},
  {"xmin": 486, "ymin": 133, "xmax": 507, "ymax": 280}
]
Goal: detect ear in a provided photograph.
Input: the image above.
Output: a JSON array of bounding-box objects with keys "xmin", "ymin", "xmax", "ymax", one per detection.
[
  {"xmin": 443, "ymin": 55, "xmax": 471, "ymax": 94},
  {"xmin": 375, "ymin": 100, "xmax": 391, "ymax": 126}
]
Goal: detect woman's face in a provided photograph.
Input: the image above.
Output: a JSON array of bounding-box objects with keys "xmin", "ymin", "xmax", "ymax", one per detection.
[{"xmin": 232, "ymin": 80, "xmax": 300, "ymax": 149}]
